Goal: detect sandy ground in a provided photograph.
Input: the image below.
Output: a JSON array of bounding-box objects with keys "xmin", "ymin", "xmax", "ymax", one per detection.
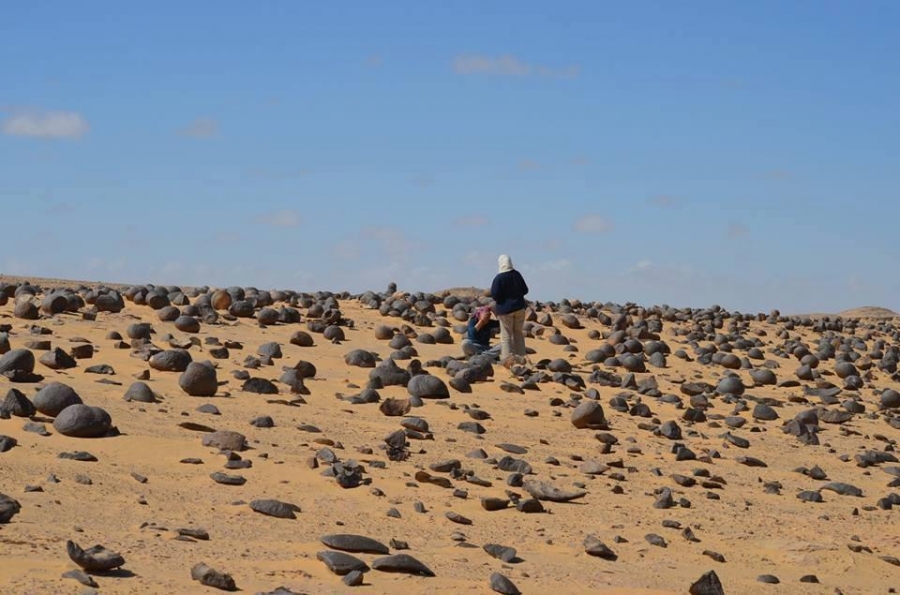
[{"xmin": 0, "ymin": 278, "xmax": 899, "ymax": 594}]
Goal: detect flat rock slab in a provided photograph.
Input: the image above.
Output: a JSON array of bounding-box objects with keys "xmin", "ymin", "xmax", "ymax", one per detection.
[
  {"xmin": 371, "ymin": 554, "xmax": 435, "ymax": 577},
  {"xmin": 320, "ymin": 534, "xmax": 390, "ymax": 555},
  {"xmin": 317, "ymin": 551, "xmax": 370, "ymax": 576},
  {"xmin": 250, "ymin": 499, "xmax": 300, "ymax": 519}
]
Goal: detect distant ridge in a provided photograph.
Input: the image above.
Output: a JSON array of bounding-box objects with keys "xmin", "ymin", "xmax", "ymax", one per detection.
[{"xmin": 838, "ymin": 306, "xmax": 898, "ymax": 319}]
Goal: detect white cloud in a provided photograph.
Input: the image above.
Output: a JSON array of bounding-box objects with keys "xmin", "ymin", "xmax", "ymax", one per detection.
[
  {"xmin": 630, "ymin": 259, "xmax": 653, "ymax": 273},
  {"xmin": 573, "ymin": 214, "xmax": 614, "ymax": 234},
  {"xmin": 453, "ymin": 215, "xmax": 489, "ymax": 228},
  {"xmin": 453, "ymin": 54, "xmax": 580, "ymax": 78},
  {"xmin": 2, "ymin": 109, "xmax": 89, "ymax": 139},
  {"xmin": 177, "ymin": 117, "xmax": 219, "ymax": 138},
  {"xmin": 727, "ymin": 222, "xmax": 749, "ymax": 239},
  {"xmin": 254, "ymin": 209, "xmax": 302, "ymax": 228}
]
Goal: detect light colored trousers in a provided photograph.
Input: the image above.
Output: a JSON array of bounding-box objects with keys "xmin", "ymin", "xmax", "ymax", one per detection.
[{"xmin": 498, "ymin": 309, "xmax": 527, "ymax": 360}]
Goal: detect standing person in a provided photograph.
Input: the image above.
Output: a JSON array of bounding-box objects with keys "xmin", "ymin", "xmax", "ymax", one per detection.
[
  {"xmin": 461, "ymin": 305, "xmax": 501, "ymax": 360},
  {"xmin": 490, "ymin": 254, "xmax": 529, "ymax": 365}
]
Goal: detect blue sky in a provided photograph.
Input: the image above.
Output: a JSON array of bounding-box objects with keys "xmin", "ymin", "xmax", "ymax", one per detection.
[{"xmin": 1, "ymin": 2, "xmax": 897, "ymax": 313}]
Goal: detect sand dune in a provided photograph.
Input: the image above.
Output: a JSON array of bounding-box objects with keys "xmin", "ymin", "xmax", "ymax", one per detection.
[{"xmin": 1, "ymin": 277, "xmax": 899, "ymax": 594}]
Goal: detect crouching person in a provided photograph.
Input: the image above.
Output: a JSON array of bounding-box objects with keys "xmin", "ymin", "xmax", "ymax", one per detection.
[{"xmin": 461, "ymin": 305, "xmax": 501, "ymax": 360}]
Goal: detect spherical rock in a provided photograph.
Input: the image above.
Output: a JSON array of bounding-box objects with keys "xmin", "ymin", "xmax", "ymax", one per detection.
[
  {"xmin": 229, "ymin": 301, "xmax": 255, "ymax": 318},
  {"xmin": 344, "ymin": 350, "xmax": 377, "ymax": 368},
  {"xmin": 149, "ymin": 349, "xmax": 193, "ymax": 373},
  {"xmin": 571, "ymin": 401, "xmax": 606, "ymax": 429},
  {"xmin": 750, "ymin": 369, "xmax": 777, "ymax": 385},
  {"xmin": 211, "ymin": 290, "xmax": 233, "ymax": 311},
  {"xmin": 174, "ymin": 316, "xmax": 201, "ymax": 333},
  {"xmin": 290, "ymin": 331, "xmax": 314, "ymax": 347},
  {"xmin": 716, "ymin": 376, "xmax": 745, "ymax": 396},
  {"xmin": 881, "ymin": 389, "xmax": 900, "ymax": 409},
  {"xmin": 179, "ymin": 362, "xmax": 218, "ymax": 397},
  {"xmin": 834, "ymin": 361, "xmax": 858, "ymax": 379},
  {"xmin": 157, "ymin": 306, "xmax": 181, "ymax": 322},
  {"xmin": 124, "ymin": 382, "xmax": 157, "ymax": 403},
  {"xmin": 14, "ymin": 300, "xmax": 39, "ymax": 320},
  {"xmin": 127, "ymin": 323, "xmax": 153, "ymax": 341},
  {"xmin": 33, "ymin": 382, "xmax": 83, "ymax": 417},
  {"xmin": 407, "ymin": 374, "xmax": 450, "ymax": 399},
  {"xmin": 53, "ymin": 404, "xmax": 112, "ymax": 438},
  {"xmin": 257, "ymin": 307, "xmax": 280, "ymax": 326}
]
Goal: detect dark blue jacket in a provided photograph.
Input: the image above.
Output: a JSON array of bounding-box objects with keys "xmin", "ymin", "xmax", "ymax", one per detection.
[
  {"xmin": 491, "ymin": 270, "xmax": 529, "ymax": 315},
  {"xmin": 467, "ymin": 317, "xmax": 499, "ymax": 346}
]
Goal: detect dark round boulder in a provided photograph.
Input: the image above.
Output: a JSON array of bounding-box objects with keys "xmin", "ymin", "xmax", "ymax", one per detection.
[
  {"xmin": 834, "ymin": 361, "xmax": 858, "ymax": 379},
  {"xmin": 149, "ymin": 349, "xmax": 193, "ymax": 372},
  {"xmin": 407, "ymin": 374, "xmax": 449, "ymax": 399},
  {"xmin": 146, "ymin": 291, "xmax": 170, "ymax": 310},
  {"xmin": 14, "ymin": 300, "xmax": 39, "ymax": 320},
  {"xmin": 179, "ymin": 362, "xmax": 218, "ymax": 397},
  {"xmin": 716, "ymin": 376, "xmax": 745, "ymax": 396},
  {"xmin": 292, "ymin": 360, "xmax": 317, "ymax": 379},
  {"xmin": 33, "ymin": 382, "xmax": 83, "ymax": 417},
  {"xmin": 620, "ymin": 355, "xmax": 646, "ymax": 373},
  {"xmin": 750, "ymin": 369, "xmax": 777, "ymax": 385},
  {"xmin": 124, "ymin": 382, "xmax": 157, "ymax": 403},
  {"xmin": 344, "ymin": 350, "xmax": 377, "ymax": 368},
  {"xmin": 881, "ymin": 389, "xmax": 900, "ymax": 409},
  {"xmin": 290, "ymin": 331, "xmax": 314, "ymax": 347},
  {"xmin": 374, "ymin": 325, "xmax": 395, "ymax": 340},
  {"xmin": 230, "ymin": 301, "xmax": 256, "ymax": 318},
  {"xmin": 157, "ymin": 306, "xmax": 181, "ymax": 322},
  {"xmin": 257, "ymin": 307, "xmax": 280, "ymax": 326},
  {"xmin": 53, "ymin": 404, "xmax": 112, "ymax": 438},
  {"xmin": 258, "ymin": 342, "xmax": 283, "ymax": 359},
  {"xmin": 41, "ymin": 293, "xmax": 69, "ymax": 315},
  {"xmin": 571, "ymin": 401, "xmax": 606, "ymax": 429},
  {"xmin": 0, "ymin": 349, "xmax": 36, "ymax": 375},
  {"xmin": 174, "ymin": 316, "xmax": 201, "ymax": 334},
  {"xmin": 127, "ymin": 323, "xmax": 153, "ymax": 341},
  {"xmin": 369, "ymin": 358, "xmax": 411, "ymax": 387},
  {"xmin": 548, "ymin": 359, "xmax": 572, "ymax": 373},
  {"xmin": 324, "ymin": 326, "xmax": 346, "ymax": 342}
]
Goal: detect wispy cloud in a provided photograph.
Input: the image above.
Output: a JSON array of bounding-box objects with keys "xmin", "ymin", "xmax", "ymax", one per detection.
[
  {"xmin": 1, "ymin": 108, "xmax": 89, "ymax": 139},
  {"xmin": 648, "ymin": 195, "xmax": 676, "ymax": 207},
  {"xmin": 365, "ymin": 54, "xmax": 383, "ymax": 68},
  {"xmin": 573, "ymin": 214, "xmax": 614, "ymax": 234},
  {"xmin": 629, "ymin": 259, "xmax": 654, "ymax": 273},
  {"xmin": 254, "ymin": 209, "xmax": 302, "ymax": 228},
  {"xmin": 572, "ymin": 156, "xmax": 590, "ymax": 166},
  {"xmin": 727, "ymin": 222, "xmax": 749, "ymax": 239},
  {"xmin": 453, "ymin": 54, "xmax": 580, "ymax": 78},
  {"xmin": 177, "ymin": 117, "xmax": 219, "ymax": 138},
  {"xmin": 453, "ymin": 215, "xmax": 490, "ymax": 228}
]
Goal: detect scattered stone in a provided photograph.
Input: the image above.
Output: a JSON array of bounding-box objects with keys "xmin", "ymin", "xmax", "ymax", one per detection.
[
  {"xmin": 371, "ymin": 554, "xmax": 435, "ymax": 577},
  {"xmin": 250, "ymin": 499, "xmax": 300, "ymax": 519},
  {"xmin": 490, "ymin": 572, "xmax": 522, "ymax": 595},
  {"xmin": 66, "ymin": 540, "xmax": 125, "ymax": 572},
  {"xmin": 320, "ymin": 534, "xmax": 390, "ymax": 555},
  {"xmin": 191, "ymin": 562, "xmax": 237, "ymax": 591},
  {"xmin": 317, "ymin": 551, "xmax": 370, "ymax": 576}
]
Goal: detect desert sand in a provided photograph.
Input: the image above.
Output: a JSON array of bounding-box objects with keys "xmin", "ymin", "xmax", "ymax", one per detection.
[{"xmin": 0, "ymin": 276, "xmax": 898, "ymax": 595}]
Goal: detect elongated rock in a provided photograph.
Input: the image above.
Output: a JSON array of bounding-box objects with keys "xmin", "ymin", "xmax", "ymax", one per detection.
[
  {"xmin": 191, "ymin": 562, "xmax": 237, "ymax": 591},
  {"xmin": 320, "ymin": 534, "xmax": 390, "ymax": 555},
  {"xmin": 317, "ymin": 551, "xmax": 370, "ymax": 576},
  {"xmin": 66, "ymin": 540, "xmax": 125, "ymax": 572},
  {"xmin": 523, "ymin": 479, "xmax": 587, "ymax": 502},
  {"xmin": 371, "ymin": 554, "xmax": 435, "ymax": 577}
]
